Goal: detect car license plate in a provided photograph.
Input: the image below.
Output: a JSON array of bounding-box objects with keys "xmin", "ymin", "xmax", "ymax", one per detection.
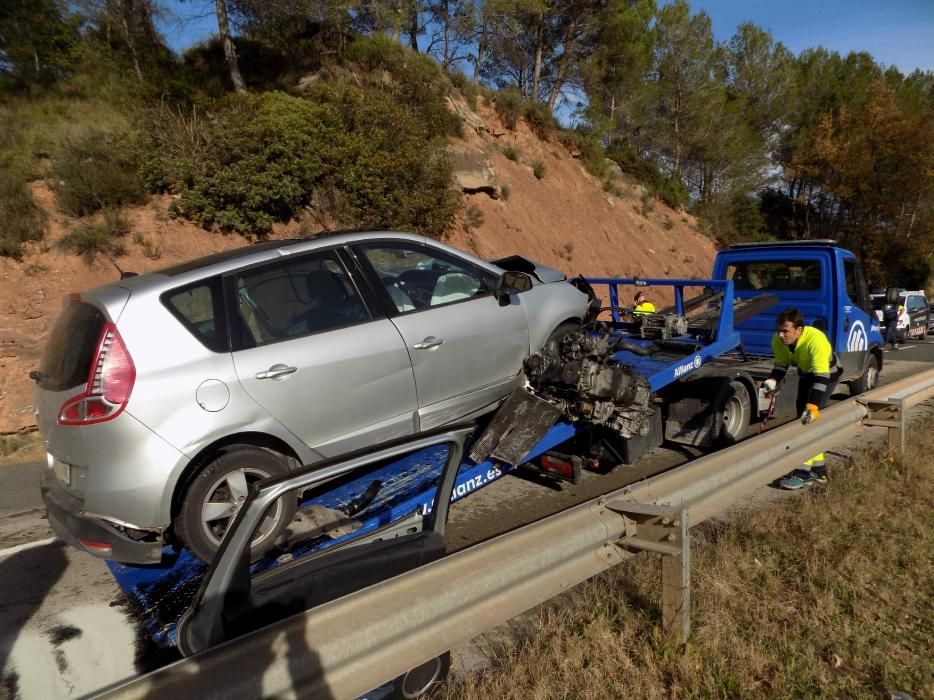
[{"xmin": 53, "ymin": 459, "xmax": 70, "ymax": 486}]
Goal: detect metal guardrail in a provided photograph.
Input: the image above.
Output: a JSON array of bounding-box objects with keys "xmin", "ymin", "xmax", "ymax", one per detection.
[{"xmin": 88, "ymin": 367, "xmax": 934, "ymax": 700}]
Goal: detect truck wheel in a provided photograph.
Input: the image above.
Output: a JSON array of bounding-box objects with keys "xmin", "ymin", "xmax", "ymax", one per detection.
[
  {"xmin": 175, "ymin": 446, "xmax": 296, "ymax": 563},
  {"xmin": 389, "ymin": 652, "xmax": 451, "ymax": 699},
  {"xmin": 715, "ymin": 379, "xmax": 751, "ymax": 447},
  {"xmin": 847, "ymin": 353, "xmax": 879, "ymax": 395}
]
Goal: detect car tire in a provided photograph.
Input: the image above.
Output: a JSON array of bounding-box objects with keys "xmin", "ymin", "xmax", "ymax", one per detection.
[
  {"xmin": 541, "ymin": 321, "xmax": 580, "ymax": 355},
  {"xmin": 847, "ymin": 353, "xmax": 879, "ymax": 395},
  {"xmin": 714, "ymin": 379, "xmax": 751, "ymax": 447},
  {"xmin": 389, "ymin": 652, "xmax": 451, "ymax": 699},
  {"xmin": 175, "ymin": 446, "xmax": 296, "ymax": 563}
]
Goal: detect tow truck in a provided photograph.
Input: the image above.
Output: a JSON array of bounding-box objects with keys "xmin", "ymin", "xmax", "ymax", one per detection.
[{"xmin": 105, "ymin": 240, "xmax": 884, "ymax": 694}]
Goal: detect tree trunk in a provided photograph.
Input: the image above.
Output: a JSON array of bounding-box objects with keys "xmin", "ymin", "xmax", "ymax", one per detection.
[
  {"xmin": 215, "ymin": 0, "xmax": 246, "ymax": 93},
  {"xmin": 607, "ymin": 95, "xmax": 617, "ymax": 146},
  {"xmin": 531, "ymin": 17, "xmax": 544, "ymax": 102},
  {"xmin": 119, "ymin": 8, "xmax": 145, "ymax": 82},
  {"xmin": 474, "ymin": 17, "xmax": 488, "ymax": 80},
  {"xmin": 408, "ymin": 1, "xmax": 420, "ymax": 52}
]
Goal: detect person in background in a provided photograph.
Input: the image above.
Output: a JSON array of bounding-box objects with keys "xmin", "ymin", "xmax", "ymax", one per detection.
[
  {"xmin": 633, "ymin": 290, "xmax": 655, "ymax": 316},
  {"xmin": 761, "ymin": 308, "xmax": 843, "ymax": 490},
  {"xmin": 882, "ymin": 297, "xmax": 903, "ymax": 349}
]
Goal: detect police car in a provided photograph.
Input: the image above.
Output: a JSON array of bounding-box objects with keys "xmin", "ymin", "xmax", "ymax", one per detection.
[{"xmin": 871, "ymin": 289, "xmax": 929, "ymax": 342}]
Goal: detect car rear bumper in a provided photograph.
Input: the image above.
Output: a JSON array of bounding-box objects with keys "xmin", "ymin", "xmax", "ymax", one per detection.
[{"xmin": 41, "ymin": 470, "xmax": 165, "ymax": 564}]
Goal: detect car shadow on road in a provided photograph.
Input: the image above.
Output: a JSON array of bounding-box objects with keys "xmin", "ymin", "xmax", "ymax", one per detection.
[{"xmin": 0, "ymin": 541, "xmax": 69, "ymax": 693}]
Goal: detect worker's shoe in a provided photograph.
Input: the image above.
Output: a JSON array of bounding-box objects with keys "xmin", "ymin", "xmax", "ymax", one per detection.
[{"xmin": 777, "ymin": 469, "xmax": 814, "ymax": 490}]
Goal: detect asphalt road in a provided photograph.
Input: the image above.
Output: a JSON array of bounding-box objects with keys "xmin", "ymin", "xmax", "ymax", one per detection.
[{"xmin": 1, "ymin": 339, "xmax": 933, "ymax": 698}]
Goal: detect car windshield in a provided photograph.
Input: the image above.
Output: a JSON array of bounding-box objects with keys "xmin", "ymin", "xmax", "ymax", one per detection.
[{"xmin": 872, "ymin": 294, "xmax": 907, "ymax": 311}]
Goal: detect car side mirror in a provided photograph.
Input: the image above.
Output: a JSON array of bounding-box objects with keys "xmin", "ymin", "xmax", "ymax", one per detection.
[{"xmin": 494, "ymin": 271, "xmax": 533, "ymax": 301}]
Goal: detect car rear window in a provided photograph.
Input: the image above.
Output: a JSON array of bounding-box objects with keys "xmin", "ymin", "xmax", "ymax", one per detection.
[
  {"xmin": 162, "ymin": 277, "xmax": 228, "ymax": 352},
  {"xmin": 39, "ymin": 301, "xmax": 106, "ymax": 391}
]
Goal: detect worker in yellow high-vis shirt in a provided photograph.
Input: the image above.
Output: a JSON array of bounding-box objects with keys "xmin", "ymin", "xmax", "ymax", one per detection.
[
  {"xmin": 761, "ymin": 308, "xmax": 843, "ymax": 490},
  {"xmin": 633, "ymin": 290, "xmax": 655, "ymax": 316}
]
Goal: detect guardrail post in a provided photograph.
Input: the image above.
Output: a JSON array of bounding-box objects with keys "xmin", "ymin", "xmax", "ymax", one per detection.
[
  {"xmin": 611, "ymin": 502, "xmax": 692, "ymax": 644},
  {"xmin": 862, "ymin": 398, "xmax": 906, "ymax": 457},
  {"xmin": 661, "ymin": 510, "xmax": 691, "ymax": 645}
]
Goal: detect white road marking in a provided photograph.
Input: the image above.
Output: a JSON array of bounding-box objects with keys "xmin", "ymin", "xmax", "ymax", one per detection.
[{"xmin": 0, "ymin": 536, "xmax": 57, "ymax": 559}]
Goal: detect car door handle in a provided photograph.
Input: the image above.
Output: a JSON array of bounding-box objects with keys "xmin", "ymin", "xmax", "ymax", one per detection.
[
  {"xmin": 255, "ymin": 364, "xmax": 298, "ymax": 380},
  {"xmin": 844, "ymin": 317, "xmax": 850, "ymax": 331},
  {"xmin": 412, "ymin": 336, "xmax": 445, "ymax": 350}
]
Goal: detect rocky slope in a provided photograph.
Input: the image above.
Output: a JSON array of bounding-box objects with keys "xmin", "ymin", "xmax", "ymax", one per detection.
[{"xmin": 0, "ymin": 98, "xmax": 717, "ymax": 434}]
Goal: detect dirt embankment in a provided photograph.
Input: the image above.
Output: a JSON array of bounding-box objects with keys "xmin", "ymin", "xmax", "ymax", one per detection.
[{"xmin": 0, "ymin": 100, "xmax": 716, "ymax": 435}]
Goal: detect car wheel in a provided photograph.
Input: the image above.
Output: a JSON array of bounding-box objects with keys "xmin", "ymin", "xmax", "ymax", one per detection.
[
  {"xmin": 847, "ymin": 353, "xmax": 879, "ymax": 395},
  {"xmin": 389, "ymin": 652, "xmax": 451, "ymax": 699},
  {"xmin": 715, "ymin": 379, "xmax": 751, "ymax": 447},
  {"xmin": 541, "ymin": 321, "xmax": 580, "ymax": 355},
  {"xmin": 175, "ymin": 446, "xmax": 296, "ymax": 563}
]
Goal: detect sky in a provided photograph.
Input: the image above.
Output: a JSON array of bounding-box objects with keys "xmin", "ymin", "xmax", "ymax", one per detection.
[
  {"xmin": 685, "ymin": 0, "xmax": 934, "ymax": 74},
  {"xmin": 156, "ymin": 0, "xmax": 934, "ymax": 75}
]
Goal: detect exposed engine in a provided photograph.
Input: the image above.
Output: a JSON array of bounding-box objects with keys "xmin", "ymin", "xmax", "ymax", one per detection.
[{"xmin": 523, "ymin": 330, "xmax": 653, "ymax": 439}]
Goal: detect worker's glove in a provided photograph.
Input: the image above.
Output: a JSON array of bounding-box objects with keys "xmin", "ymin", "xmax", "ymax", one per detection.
[
  {"xmin": 762, "ymin": 378, "xmax": 779, "ymax": 397},
  {"xmin": 801, "ymin": 403, "xmax": 820, "ymax": 425}
]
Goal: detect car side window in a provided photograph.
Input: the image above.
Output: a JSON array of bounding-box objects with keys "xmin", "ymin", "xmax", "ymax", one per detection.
[
  {"xmin": 360, "ymin": 243, "xmax": 497, "ymax": 313},
  {"xmin": 232, "ymin": 251, "xmax": 369, "ymax": 348},
  {"xmin": 163, "ymin": 277, "xmax": 227, "ymax": 352}
]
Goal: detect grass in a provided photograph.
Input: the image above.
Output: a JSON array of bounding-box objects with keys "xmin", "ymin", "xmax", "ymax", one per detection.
[
  {"xmin": 502, "ymin": 145, "xmax": 521, "ymax": 161},
  {"xmin": 442, "ymin": 425, "xmax": 934, "ymax": 699},
  {"xmin": 0, "ymin": 433, "xmax": 44, "ymax": 466},
  {"xmin": 58, "ymin": 208, "xmax": 132, "ymax": 263},
  {"xmin": 531, "ymin": 160, "xmax": 546, "ymax": 180}
]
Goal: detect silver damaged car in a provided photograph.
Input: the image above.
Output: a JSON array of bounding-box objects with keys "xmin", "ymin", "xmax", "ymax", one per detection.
[{"xmin": 34, "ymin": 231, "xmax": 589, "ymax": 563}]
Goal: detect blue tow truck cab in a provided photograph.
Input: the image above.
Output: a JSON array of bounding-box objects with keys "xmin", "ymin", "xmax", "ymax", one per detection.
[{"xmin": 712, "ymin": 240, "xmax": 884, "ymax": 384}]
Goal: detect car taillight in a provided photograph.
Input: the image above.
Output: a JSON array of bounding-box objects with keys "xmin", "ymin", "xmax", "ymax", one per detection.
[{"xmin": 58, "ymin": 323, "xmax": 136, "ymax": 425}]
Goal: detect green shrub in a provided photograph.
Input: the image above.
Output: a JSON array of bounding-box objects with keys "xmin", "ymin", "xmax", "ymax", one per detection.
[
  {"xmin": 51, "ymin": 129, "xmax": 147, "ymax": 216},
  {"xmin": 502, "ymin": 145, "xmax": 521, "ymax": 161},
  {"xmin": 162, "ymin": 87, "xmax": 459, "ymax": 238},
  {"xmin": 572, "ymin": 132, "xmax": 608, "ymax": 179},
  {"xmin": 658, "ymin": 176, "xmax": 689, "ymax": 210},
  {"xmin": 500, "ymin": 183, "xmax": 511, "ymax": 200},
  {"xmin": 447, "ymin": 68, "xmax": 481, "ymax": 111},
  {"xmin": 532, "ymin": 160, "xmax": 546, "ymax": 180},
  {"xmin": 523, "ymin": 100, "xmax": 557, "ymax": 138},
  {"xmin": 465, "ymin": 205, "xmax": 484, "ymax": 229},
  {"xmin": 0, "ymin": 168, "xmax": 46, "ymax": 259},
  {"xmin": 132, "ymin": 230, "xmax": 162, "ymax": 259},
  {"xmin": 606, "ymin": 142, "xmax": 690, "ymax": 210},
  {"xmin": 132, "ymin": 102, "xmax": 211, "ymax": 193},
  {"xmin": 493, "ymin": 89, "xmax": 557, "ymax": 137},
  {"xmin": 58, "ymin": 208, "xmax": 132, "ymax": 263},
  {"xmin": 494, "ymin": 89, "xmax": 524, "ymax": 130},
  {"xmin": 343, "ymin": 35, "xmax": 461, "ymax": 139}
]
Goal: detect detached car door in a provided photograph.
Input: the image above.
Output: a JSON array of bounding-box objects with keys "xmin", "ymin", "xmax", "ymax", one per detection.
[
  {"xmin": 354, "ymin": 241, "xmax": 530, "ymax": 431},
  {"xmin": 228, "ymin": 248, "xmax": 419, "ymax": 458},
  {"xmin": 176, "ymin": 425, "xmax": 471, "ymax": 655}
]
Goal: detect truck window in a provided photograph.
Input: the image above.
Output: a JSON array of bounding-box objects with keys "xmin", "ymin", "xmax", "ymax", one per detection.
[
  {"xmin": 844, "ymin": 259, "xmax": 872, "ymax": 313},
  {"xmin": 726, "ymin": 260, "xmax": 821, "ymax": 291}
]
